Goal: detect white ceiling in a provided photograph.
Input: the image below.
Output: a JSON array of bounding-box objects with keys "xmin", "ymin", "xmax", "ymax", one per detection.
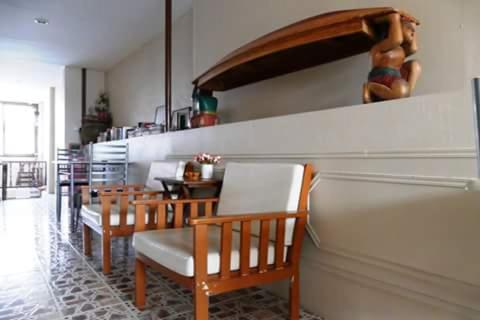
[{"xmin": 0, "ymin": 0, "xmax": 192, "ymax": 70}]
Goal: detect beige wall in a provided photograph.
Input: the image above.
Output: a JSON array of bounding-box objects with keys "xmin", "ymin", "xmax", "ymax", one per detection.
[
  {"xmin": 104, "ymin": 1, "xmax": 480, "ymax": 319},
  {"xmin": 106, "ymin": 9, "xmax": 193, "ymax": 127},
  {"xmin": 104, "ymin": 91, "xmax": 479, "ymax": 320},
  {"xmin": 64, "ymin": 67, "xmax": 105, "ymax": 145},
  {"xmin": 106, "ymin": 1, "xmax": 476, "ymax": 125},
  {"xmin": 193, "ymin": 0, "xmax": 467, "ymax": 123}
]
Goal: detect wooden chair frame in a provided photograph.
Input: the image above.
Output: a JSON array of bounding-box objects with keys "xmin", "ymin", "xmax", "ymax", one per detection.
[
  {"xmin": 133, "ymin": 164, "xmax": 313, "ymax": 320},
  {"xmin": 81, "ymin": 184, "xmax": 165, "ymax": 273}
]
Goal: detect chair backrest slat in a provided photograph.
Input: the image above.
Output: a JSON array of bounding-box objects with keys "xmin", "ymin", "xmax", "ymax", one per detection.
[
  {"xmin": 156, "ymin": 203, "xmax": 167, "ymax": 229},
  {"xmin": 148, "ymin": 194, "xmax": 156, "ymax": 225},
  {"xmin": 174, "ymin": 203, "xmax": 184, "ymax": 228},
  {"xmin": 205, "ymin": 202, "xmax": 213, "ymax": 217},
  {"xmin": 135, "ymin": 204, "xmax": 146, "ymax": 232},
  {"xmin": 258, "ymin": 220, "xmax": 270, "ymax": 273},
  {"xmin": 191, "ymin": 202, "xmax": 199, "ymax": 219},
  {"xmin": 240, "ymin": 221, "xmax": 251, "ymax": 276},
  {"xmin": 100, "ymin": 194, "xmax": 112, "ymax": 228},
  {"xmin": 274, "ymin": 218, "xmax": 286, "ymax": 269},
  {"xmin": 220, "ymin": 222, "xmax": 233, "ymax": 279},
  {"xmin": 118, "ymin": 195, "xmax": 128, "ymax": 227}
]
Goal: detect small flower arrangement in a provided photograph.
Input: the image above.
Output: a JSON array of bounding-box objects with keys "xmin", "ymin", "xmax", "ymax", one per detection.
[{"xmin": 194, "ymin": 153, "xmax": 221, "ymax": 165}]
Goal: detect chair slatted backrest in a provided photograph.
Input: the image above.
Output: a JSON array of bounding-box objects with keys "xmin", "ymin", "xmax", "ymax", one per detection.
[
  {"xmin": 87, "ymin": 142, "xmax": 129, "ymax": 194},
  {"xmin": 216, "ymin": 162, "xmax": 306, "ymax": 245},
  {"xmin": 57, "ymin": 148, "xmax": 87, "ymax": 182},
  {"xmin": 145, "ymin": 161, "xmax": 181, "ymax": 190}
]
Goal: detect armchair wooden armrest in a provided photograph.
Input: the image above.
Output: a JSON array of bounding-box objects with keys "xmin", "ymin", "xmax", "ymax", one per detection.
[
  {"xmin": 99, "ymin": 190, "xmax": 164, "ymax": 198},
  {"xmin": 81, "ymin": 184, "xmax": 145, "ymax": 204},
  {"xmin": 81, "ymin": 184, "xmax": 144, "ymax": 192},
  {"xmin": 190, "ymin": 210, "xmax": 308, "ymax": 225},
  {"xmin": 132, "ymin": 198, "xmax": 219, "ymax": 232}
]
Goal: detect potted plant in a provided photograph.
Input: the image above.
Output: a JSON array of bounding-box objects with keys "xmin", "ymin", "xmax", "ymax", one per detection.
[
  {"xmin": 95, "ymin": 92, "xmax": 110, "ymax": 122},
  {"xmin": 194, "ymin": 153, "xmax": 221, "ymax": 179}
]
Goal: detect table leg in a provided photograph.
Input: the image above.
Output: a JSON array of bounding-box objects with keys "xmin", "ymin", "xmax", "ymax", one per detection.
[
  {"xmin": 70, "ymin": 164, "xmax": 75, "ymax": 229},
  {"xmin": 2, "ymin": 164, "xmax": 7, "ymax": 201},
  {"xmin": 56, "ymin": 164, "xmax": 61, "ymax": 222},
  {"xmin": 181, "ymin": 185, "xmax": 191, "ymax": 199},
  {"xmin": 56, "ymin": 182, "xmax": 62, "ymax": 222},
  {"xmin": 161, "ymin": 181, "xmax": 172, "ymax": 199},
  {"xmin": 161, "ymin": 181, "xmax": 176, "ymax": 217}
]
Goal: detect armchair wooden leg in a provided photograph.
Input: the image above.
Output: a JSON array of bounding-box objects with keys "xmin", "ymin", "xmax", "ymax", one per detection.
[
  {"xmin": 135, "ymin": 259, "xmax": 146, "ymax": 310},
  {"xmin": 289, "ymin": 271, "xmax": 300, "ymax": 320},
  {"xmin": 83, "ymin": 224, "xmax": 92, "ymax": 257},
  {"xmin": 101, "ymin": 233, "xmax": 111, "ymax": 274},
  {"xmin": 194, "ymin": 285, "xmax": 209, "ymax": 320}
]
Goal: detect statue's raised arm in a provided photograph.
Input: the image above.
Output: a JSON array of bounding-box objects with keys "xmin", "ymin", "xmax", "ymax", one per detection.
[{"xmin": 374, "ymin": 13, "xmax": 404, "ymax": 53}]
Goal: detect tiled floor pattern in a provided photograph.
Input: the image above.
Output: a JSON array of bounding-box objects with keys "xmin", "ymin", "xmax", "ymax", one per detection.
[{"xmin": 0, "ymin": 196, "xmax": 323, "ymax": 320}]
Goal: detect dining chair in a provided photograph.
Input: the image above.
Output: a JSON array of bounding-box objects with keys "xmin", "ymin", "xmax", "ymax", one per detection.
[
  {"xmin": 56, "ymin": 148, "xmax": 88, "ymax": 222},
  {"xmin": 87, "ymin": 142, "xmax": 129, "ymax": 193},
  {"xmin": 72, "ymin": 142, "xmax": 129, "ymax": 230}
]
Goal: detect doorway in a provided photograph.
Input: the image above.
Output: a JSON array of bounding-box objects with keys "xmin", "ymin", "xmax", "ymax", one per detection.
[{"xmin": 0, "ymin": 101, "xmax": 46, "ymax": 199}]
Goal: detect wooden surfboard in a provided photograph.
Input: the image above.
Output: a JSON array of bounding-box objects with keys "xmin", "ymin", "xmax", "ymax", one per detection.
[{"xmin": 193, "ymin": 7, "xmax": 419, "ymax": 92}]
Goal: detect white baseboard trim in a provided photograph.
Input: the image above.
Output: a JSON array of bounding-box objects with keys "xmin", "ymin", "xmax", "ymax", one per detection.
[{"xmin": 303, "ymin": 245, "xmax": 480, "ymax": 319}]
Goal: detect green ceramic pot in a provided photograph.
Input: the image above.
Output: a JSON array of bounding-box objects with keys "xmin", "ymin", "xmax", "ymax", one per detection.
[{"xmin": 199, "ymin": 95, "xmax": 218, "ymax": 114}]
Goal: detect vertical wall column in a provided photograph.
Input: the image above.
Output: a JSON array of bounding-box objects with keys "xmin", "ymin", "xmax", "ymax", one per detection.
[
  {"xmin": 48, "ymin": 87, "xmax": 56, "ymax": 194},
  {"xmin": 473, "ymin": 78, "xmax": 480, "ymax": 178},
  {"xmin": 64, "ymin": 67, "xmax": 105, "ymax": 145},
  {"xmin": 165, "ymin": 0, "xmax": 172, "ymax": 131},
  {"xmin": 82, "ymin": 68, "xmax": 87, "ymax": 118}
]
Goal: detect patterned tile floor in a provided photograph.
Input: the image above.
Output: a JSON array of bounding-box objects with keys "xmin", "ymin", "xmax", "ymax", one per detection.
[{"xmin": 0, "ymin": 195, "xmax": 323, "ymax": 320}]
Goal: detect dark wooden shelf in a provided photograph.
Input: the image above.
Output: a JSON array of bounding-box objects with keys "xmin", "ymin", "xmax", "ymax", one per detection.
[{"xmin": 193, "ymin": 7, "xmax": 418, "ymax": 92}]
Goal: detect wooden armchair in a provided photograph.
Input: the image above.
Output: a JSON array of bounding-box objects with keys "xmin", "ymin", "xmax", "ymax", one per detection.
[
  {"xmin": 132, "ymin": 162, "xmax": 313, "ymax": 319},
  {"xmin": 81, "ymin": 184, "xmax": 164, "ymax": 273},
  {"xmin": 80, "ymin": 160, "xmax": 182, "ymax": 273}
]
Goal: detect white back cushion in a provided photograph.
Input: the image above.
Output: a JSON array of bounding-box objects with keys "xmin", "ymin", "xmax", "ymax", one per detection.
[
  {"xmin": 145, "ymin": 161, "xmax": 180, "ymax": 190},
  {"xmin": 217, "ymin": 162, "xmax": 305, "ymax": 245}
]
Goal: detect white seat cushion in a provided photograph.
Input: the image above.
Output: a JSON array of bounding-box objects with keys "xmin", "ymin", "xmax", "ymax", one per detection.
[
  {"xmin": 81, "ymin": 204, "xmax": 153, "ymax": 227},
  {"xmin": 217, "ymin": 162, "xmax": 305, "ymax": 245},
  {"xmin": 133, "ymin": 226, "xmax": 284, "ymax": 277}
]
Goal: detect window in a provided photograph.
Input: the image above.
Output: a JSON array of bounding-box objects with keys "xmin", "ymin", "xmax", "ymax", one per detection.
[{"xmin": 0, "ymin": 102, "xmax": 39, "ymax": 157}]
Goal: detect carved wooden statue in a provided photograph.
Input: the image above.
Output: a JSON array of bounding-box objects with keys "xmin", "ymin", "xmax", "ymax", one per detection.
[{"xmin": 363, "ymin": 12, "xmax": 421, "ymax": 103}]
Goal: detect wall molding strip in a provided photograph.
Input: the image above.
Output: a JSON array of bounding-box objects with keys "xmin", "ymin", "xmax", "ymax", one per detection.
[
  {"xmin": 318, "ymin": 171, "xmax": 472, "ymax": 190},
  {"xmin": 169, "ymin": 153, "xmax": 473, "ymax": 189},
  {"xmin": 168, "ymin": 148, "xmax": 477, "ymax": 160}
]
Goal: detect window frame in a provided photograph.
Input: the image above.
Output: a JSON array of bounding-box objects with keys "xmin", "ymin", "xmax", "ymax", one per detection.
[{"xmin": 0, "ymin": 101, "xmax": 39, "ymax": 158}]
